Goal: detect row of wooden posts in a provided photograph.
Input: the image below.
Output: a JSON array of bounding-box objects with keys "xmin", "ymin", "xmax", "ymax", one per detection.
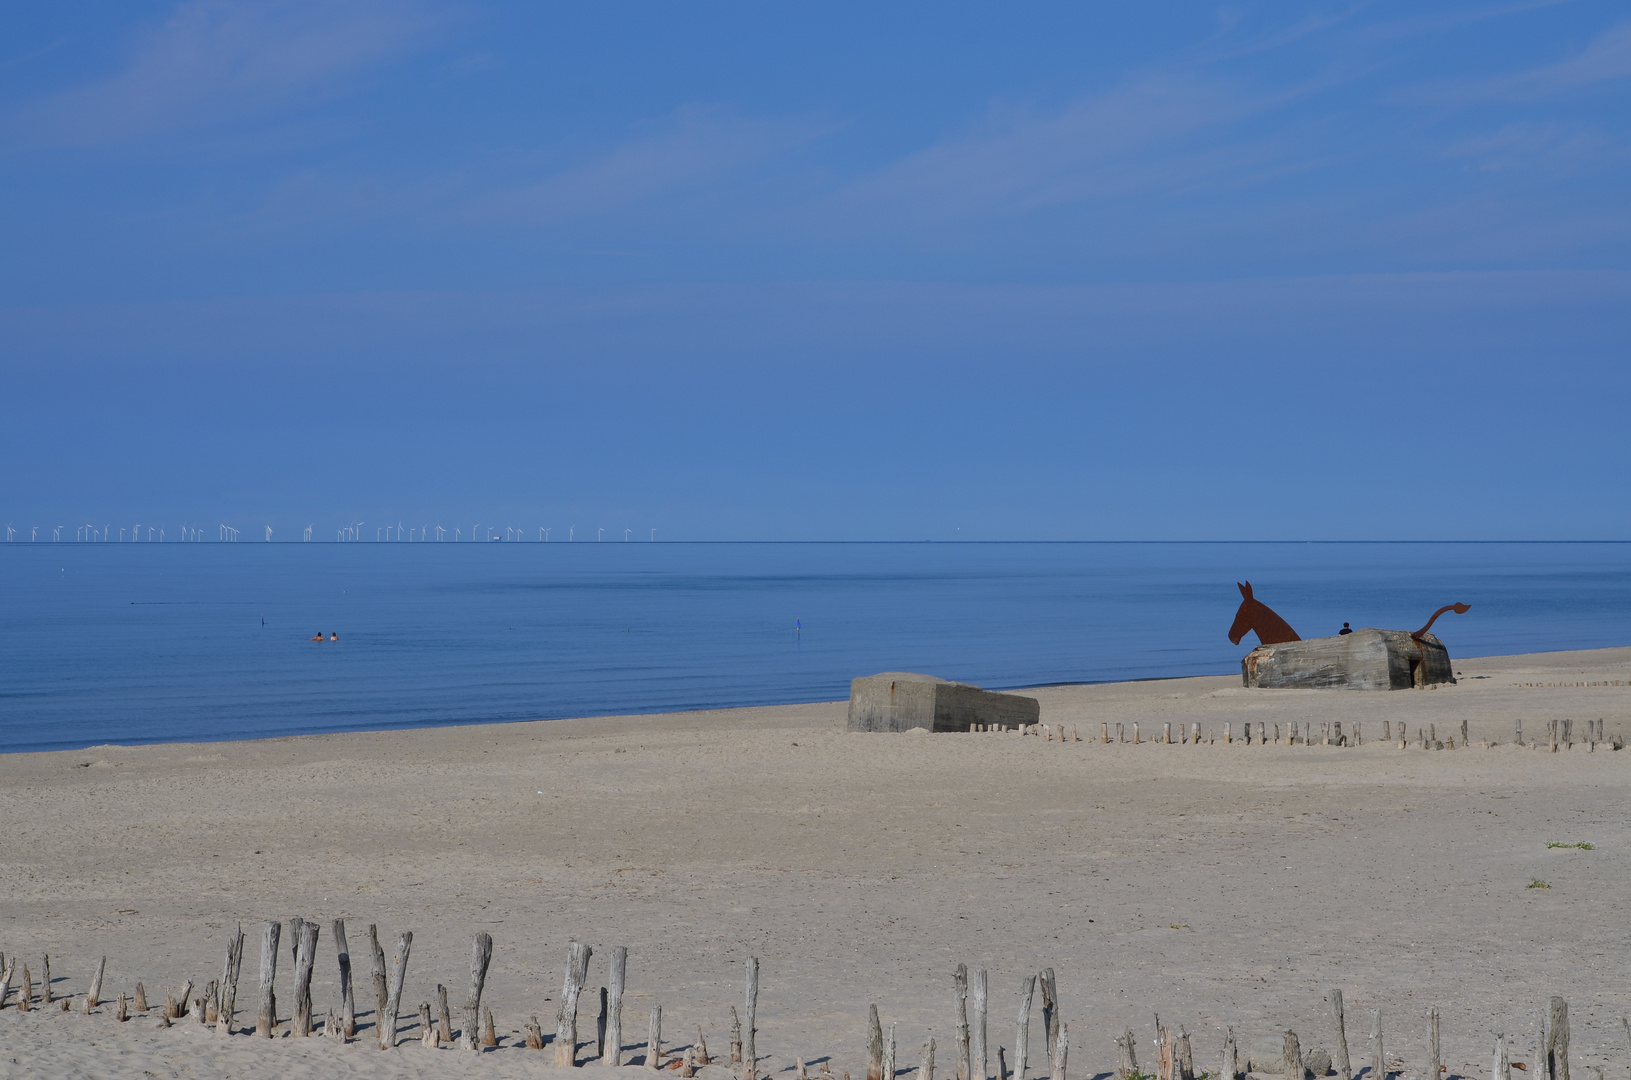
[
  {"xmin": 2, "ymin": 937, "xmax": 1628, "ymax": 1080},
  {"xmin": 986, "ymin": 719, "xmax": 1621, "ymax": 754}
]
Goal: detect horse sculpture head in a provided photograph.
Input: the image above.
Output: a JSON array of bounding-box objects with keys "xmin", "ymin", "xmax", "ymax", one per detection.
[{"xmin": 1228, "ymin": 581, "xmax": 1302, "ymax": 646}]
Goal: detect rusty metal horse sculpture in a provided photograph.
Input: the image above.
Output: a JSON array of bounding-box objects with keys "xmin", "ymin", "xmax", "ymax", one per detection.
[{"xmin": 1228, "ymin": 580, "xmax": 1470, "ymax": 647}]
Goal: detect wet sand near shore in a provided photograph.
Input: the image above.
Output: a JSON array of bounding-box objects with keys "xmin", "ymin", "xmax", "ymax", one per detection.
[{"xmin": 1, "ymin": 646, "xmax": 1628, "ymax": 1080}]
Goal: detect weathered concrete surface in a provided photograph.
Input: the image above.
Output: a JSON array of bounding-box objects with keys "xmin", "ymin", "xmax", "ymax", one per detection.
[
  {"xmin": 1241, "ymin": 629, "xmax": 1455, "ymax": 690},
  {"xmin": 846, "ymin": 671, "xmax": 1042, "ymax": 732}
]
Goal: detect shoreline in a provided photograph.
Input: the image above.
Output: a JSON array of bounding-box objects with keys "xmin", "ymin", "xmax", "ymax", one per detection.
[
  {"xmin": 1, "ymin": 643, "xmax": 1628, "ymax": 1079},
  {"xmin": 6, "ymin": 643, "xmax": 1628, "ymax": 760}
]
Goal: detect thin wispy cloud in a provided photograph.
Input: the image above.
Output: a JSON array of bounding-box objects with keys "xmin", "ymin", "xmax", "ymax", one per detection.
[
  {"xmin": 2, "ymin": 0, "xmax": 434, "ymax": 149},
  {"xmin": 474, "ymin": 107, "xmax": 835, "ymax": 225},
  {"xmin": 1424, "ymin": 19, "xmax": 1631, "ymax": 102}
]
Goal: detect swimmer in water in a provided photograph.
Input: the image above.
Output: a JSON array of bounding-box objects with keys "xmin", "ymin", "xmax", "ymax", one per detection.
[
  {"xmin": 311, "ymin": 632, "xmax": 324, "ymax": 641},
  {"xmin": 330, "ymin": 632, "xmax": 338, "ymax": 641}
]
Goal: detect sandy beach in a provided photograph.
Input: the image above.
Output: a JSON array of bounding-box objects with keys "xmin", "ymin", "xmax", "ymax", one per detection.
[{"xmin": 2, "ymin": 646, "xmax": 1629, "ymax": 1080}]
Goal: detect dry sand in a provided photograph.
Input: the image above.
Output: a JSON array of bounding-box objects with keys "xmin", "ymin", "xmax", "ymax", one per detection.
[{"xmin": 2, "ymin": 646, "xmax": 1629, "ymax": 1080}]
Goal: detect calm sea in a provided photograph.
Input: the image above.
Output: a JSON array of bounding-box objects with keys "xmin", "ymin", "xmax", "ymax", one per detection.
[{"xmin": 1, "ymin": 542, "xmax": 1626, "ymax": 753}]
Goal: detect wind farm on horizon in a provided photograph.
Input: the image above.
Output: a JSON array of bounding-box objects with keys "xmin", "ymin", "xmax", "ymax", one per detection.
[{"xmin": 3, "ymin": 522, "xmax": 662, "ymax": 543}]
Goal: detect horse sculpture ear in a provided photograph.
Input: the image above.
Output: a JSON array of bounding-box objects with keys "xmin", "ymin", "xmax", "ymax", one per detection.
[{"xmin": 1238, "ymin": 581, "xmax": 1252, "ymax": 599}]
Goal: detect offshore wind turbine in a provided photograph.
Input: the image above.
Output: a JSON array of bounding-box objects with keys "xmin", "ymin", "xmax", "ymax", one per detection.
[
  {"xmin": 597, "ymin": 528, "xmax": 603, "ymax": 541},
  {"xmin": 304, "ymin": 525, "xmax": 313, "ymax": 542},
  {"xmin": 265, "ymin": 525, "xmax": 272, "ymax": 542},
  {"xmin": 624, "ymin": 528, "xmax": 631, "ymax": 541},
  {"xmin": 651, "ymin": 528, "xmax": 656, "ymax": 541},
  {"xmin": 31, "ymin": 527, "xmax": 38, "ymax": 542}
]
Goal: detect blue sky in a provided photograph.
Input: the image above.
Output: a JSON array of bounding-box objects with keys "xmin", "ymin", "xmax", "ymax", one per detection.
[{"xmin": 2, "ymin": 1, "xmax": 1627, "ymax": 540}]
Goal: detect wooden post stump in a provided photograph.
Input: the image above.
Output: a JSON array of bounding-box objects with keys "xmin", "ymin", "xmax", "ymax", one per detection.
[
  {"xmin": 1014, "ymin": 974, "xmax": 1036, "ymax": 1080},
  {"xmin": 368, "ymin": 925, "xmax": 389, "ymax": 1047},
  {"xmin": 1284, "ymin": 1031, "xmax": 1302, "ymax": 1080},
  {"xmin": 648, "ymin": 1006, "xmax": 664, "ymax": 1071},
  {"xmin": 604, "ymin": 945, "xmax": 626, "ymax": 1064},
  {"xmin": 332, "ymin": 920, "xmax": 355, "ymax": 1039},
  {"xmin": 437, "ymin": 983, "xmax": 453, "ymax": 1044},
  {"xmin": 920, "ymin": 1038, "xmax": 937, "ymax": 1080},
  {"xmin": 869, "ymin": 1005, "xmax": 886, "ymax": 1080},
  {"xmin": 462, "ymin": 933, "xmax": 494, "ymax": 1051},
  {"xmin": 1330, "ymin": 989, "xmax": 1351, "ymax": 1080},
  {"xmin": 1370, "ymin": 1010, "xmax": 1384, "ymax": 1080},
  {"xmin": 1049, "ymin": 1022, "xmax": 1068, "ymax": 1080},
  {"xmin": 1038, "ymin": 969, "xmax": 1059, "ymax": 1064},
  {"xmin": 744, "ymin": 957, "xmax": 760, "ymax": 1080},
  {"xmin": 383, "ymin": 931, "xmax": 414, "ymax": 1050},
  {"xmin": 255, "ymin": 920, "xmax": 281, "ymax": 1037},
  {"xmin": 954, "ymin": 964, "xmax": 971, "ymax": 1080},
  {"xmin": 293, "ymin": 920, "xmax": 319, "ymax": 1035},
  {"xmin": 556, "ymin": 941, "xmax": 593, "ymax": 1067},
  {"xmin": 1545, "ymin": 996, "xmax": 1569, "ymax": 1080},
  {"xmin": 1221, "ymin": 1029, "xmax": 1238, "ymax": 1080},
  {"xmin": 973, "ymin": 968, "xmax": 989, "ymax": 1080},
  {"xmin": 87, "ymin": 956, "xmax": 107, "ymax": 1009},
  {"xmin": 1428, "ymin": 1008, "xmax": 1441, "ymax": 1080}
]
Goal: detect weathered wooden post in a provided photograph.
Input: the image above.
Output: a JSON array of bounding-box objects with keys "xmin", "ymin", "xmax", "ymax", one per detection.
[
  {"xmin": 1221, "ymin": 1029, "xmax": 1238, "ymax": 1080},
  {"xmin": 86, "ymin": 956, "xmax": 107, "ymax": 1009},
  {"xmin": 526, "ymin": 1016, "xmax": 546, "ymax": 1049},
  {"xmin": 648, "ymin": 1006, "xmax": 664, "ymax": 1070},
  {"xmin": 437, "ymin": 984, "xmax": 453, "ymax": 1044},
  {"xmin": 1545, "ymin": 996, "xmax": 1569, "ymax": 1080},
  {"xmin": 870, "ymin": 1005, "xmax": 887, "ymax": 1080},
  {"xmin": 1049, "ymin": 1022, "xmax": 1068, "ymax": 1080},
  {"xmin": 1383, "ymin": 721, "xmax": 1391, "ymax": 742},
  {"xmin": 1428, "ymin": 1009, "xmax": 1440, "ymax": 1080},
  {"xmin": 383, "ymin": 931, "xmax": 414, "ymax": 1050},
  {"xmin": 327, "ymin": 1004, "xmax": 344, "ymax": 1043},
  {"xmin": 604, "ymin": 945, "xmax": 627, "ymax": 1064},
  {"xmin": 1493, "ymin": 1035, "xmax": 1511, "ymax": 1080},
  {"xmin": 255, "ymin": 920, "xmax": 281, "ymax": 1037},
  {"xmin": 887, "ymin": 1021, "xmax": 899, "ymax": 1080},
  {"xmin": 332, "ymin": 920, "xmax": 355, "ymax": 1038},
  {"xmin": 1038, "ymin": 969, "xmax": 1059, "ymax": 1063},
  {"xmin": 134, "ymin": 981, "xmax": 148, "ymax": 1012},
  {"xmin": 731, "ymin": 1006, "xmax": 744, "ymax": 1064},
  {"xmin": 1224, "ymin": 723, "xmax": 1231, "ymax": 744},
  {"xmin": 973, "ymin": 968, "xmax": 989, "ymax": 1080},
  {"xmin": 556, "ymin": 942, "xmax": 593, "ymax": 1066},
  {"xmin": 293, "ymin": 920, "xmax": 320, "ymax": 1036},
  {"xmin": 1330, "ymin": 989, "xmax": 1351, "ymax": 1080},
  {"xmin": 1102, "ymin": 723, "xmax": 1109, "ymax": 744},
  {"xmin": 419, "ymin": 1001, "xmax": 438, "ymax": 1048},
  {"xmin": 116, "ymin": 992, "xmax": 128, "ymax": 1022},
  {"xmin": 219, "ymin": 925, "xmax": 244, "ymax": 1035},
  {"xmin": 919, "ymin": 1038, "xmax": 937, "ymax": 1080},
  {"xmin": 955, "ymin": 965, "xmax": 972, "ymax": 1080},
  {"xmin": 1014, "ymin": 974, "xmax": 1036, "ymax": 1080},
  {"xmin": 368, "ymin": 925, "xmax": 389, "ymax": 1048},
  {"xmin": 696, "ymin": 1027, "xmax": 712, "ymax": 1065},
  {"xmin": 1177, "ymin": 1028, "xmax": 1193, "ymax": 1080},
  {"xmin": 484, "ymin": 1006, "xmax": 498, "ymax": 1047},
  {"xmin": 40, "ymin": 955, "xmax": 51, "ymax": 1006},
  {"xmin": 1117, "ymin": 1030, "xmax": 1138, "ymax": 1079},
  {"xmin": 1284, "ymin": 1031, "xmax": 1303, "ymax": 1080},
  {"xmin": 1133, "ymin": 723, "xmax": 1141, "ymax": 744},
  {"xmin": 744, "ymin": 957, "xmax": 760, "ymax": 1080},
  {"xmin": 1371, "ymin": 1011, "xmax": 1384, "ymax": 1080},
  {"xmin": 19, "ymin": 964, "xmax": 32, "ymax": 1011},
  {"xmin": 598, "ymin": 987, "xmax": 610, "ymax": 1059}
]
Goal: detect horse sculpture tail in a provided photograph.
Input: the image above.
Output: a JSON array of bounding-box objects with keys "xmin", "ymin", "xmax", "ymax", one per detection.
[{"xmin": 1413, "ymin": 602, "xmax": 1470, "ymax": 641}]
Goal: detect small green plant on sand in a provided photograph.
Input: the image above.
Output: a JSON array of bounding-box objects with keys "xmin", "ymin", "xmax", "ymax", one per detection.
[
  {"xmin": 1546, "ymin": 841, "xmax": 1593, "ymax": 850},
  {"xmin": 1527, "ymin": 878, "xmax": 1551, "ymax": 889}
]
